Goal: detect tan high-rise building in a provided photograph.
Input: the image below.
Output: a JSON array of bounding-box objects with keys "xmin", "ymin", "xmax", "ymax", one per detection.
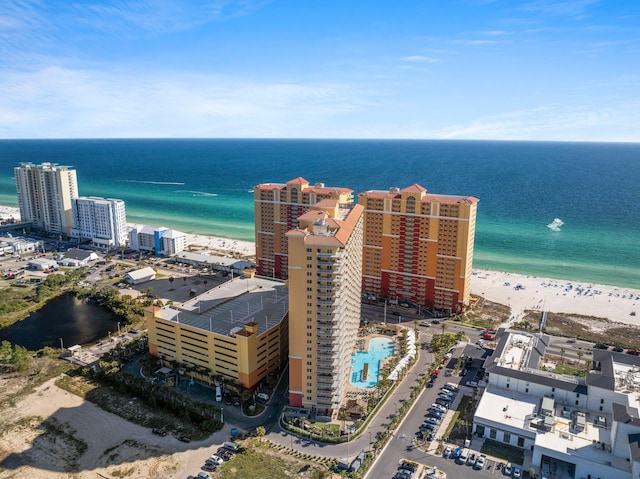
[
  {"xmin": 253, "ymin": 177, "xmax": 353, "ymax": 279},
  {"xmin": 14, "ymin": 162, "xmax": 79, "ymax": 236},
  {"xmin": 287, "ymin": 200, "xmax": 364, "ymax": 418},
  {"xmin": 358, "ymin": 184, "xmax": 478, "ymax": 313}
]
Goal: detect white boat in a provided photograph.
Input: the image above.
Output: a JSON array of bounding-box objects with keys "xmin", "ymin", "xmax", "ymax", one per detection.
[{"xmin": 547, "ymin": 218, "xmax": 564, "ymax": 232}]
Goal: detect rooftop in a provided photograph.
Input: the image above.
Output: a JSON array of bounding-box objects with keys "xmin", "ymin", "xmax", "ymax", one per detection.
[{"xmin": 155, "ymin": 276, "xmax": 288, "ymax": 337}]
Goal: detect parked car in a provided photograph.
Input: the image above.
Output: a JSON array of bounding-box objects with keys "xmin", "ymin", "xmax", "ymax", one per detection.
[
  {"xmin": 513, "ymin": 466, "xmax": 522, "ymax": 478},
  {"xmin": 431, "ymin": 403, "xmax": 447, "ymax": 412},
  {"xmin": 208, "ymin": 455, "xmax": 224, "ymax": 465},
  {"xmin": 466, "ymin": 452, "xmax": 476, "ymax": 466},
  {"xmin": 435, "ymin": 398, "xmax": 450, "ymax": 407},
  {"xmin": 474, "ymin": 455, "xmax": 486, "ymax": 470},
  {"xmin": 256, "ymin": 392, "xmax": 269, "ymax": 401},
  {"xmin": 443, "ymin": 446, "xmax": 453, "ymax": 458},
  {"xmin": 503, "ymin": 463, "xmax": 513, "ymax": 476},
  {"xmin": 466, "ymin": 381, "xmax": 479, "ymax": 388},
  {"xmin": 152, "ymin": 427, "xmax": 167, "ymax": 436},
  {"xmin": 419, "ymin": 423, "xmax": 436, "ymax": 432},
  {"xmin": 424, "ymin": 417, "xmax": 440, "ymax": 425},
  {"xmin": 443, "ymin": 383, "xmax": 459, "ymax": 393},
  {"xmin": 428, "ymin": 410, "xmax": 444, "ymax": 418},
  {"xmin": 197, "ymin": 473, "xmax": 211, "ymax": 479}
]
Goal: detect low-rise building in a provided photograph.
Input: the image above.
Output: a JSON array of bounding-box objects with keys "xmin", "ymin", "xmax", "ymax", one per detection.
[
  {"xmin": 146, "ymin": 275, "xmax": 288, "ymax": 390},
  {"xmin": 26, "ymin": 258, "xmax": 58, "ymax": 271},
  {"xmin": 124, "ymin": 266, "xmax": 156, "ymax": 285},
  {"xmin": 58, "ymin": 248, "xmax": 100, "ymax": 267},
  {"xmin": 128, "ymin": 224, "xmax": 187, "ymax": 256},
  {"xmin": 473, "ymin": 329, "xmax": 640, "ymax": 479}
]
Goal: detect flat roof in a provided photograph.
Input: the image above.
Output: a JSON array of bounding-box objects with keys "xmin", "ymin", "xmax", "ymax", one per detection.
[
  {"xmin": 155, "ymin": 276, "xmax": 288, "ymax": 337},
  {"xmin": 475, "ymin": 387, "xmax": 538, "ymax": 433}
]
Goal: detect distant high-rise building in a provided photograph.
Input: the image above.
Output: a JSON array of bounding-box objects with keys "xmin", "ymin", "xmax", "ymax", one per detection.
[
  {"xmin": 358, "ymin": 185, "xmax": 478, "ymax": 313},
  {"xmin": 287, "ymin": 200, "xmax": 364, "ymax": 418},
  {"xmin": 71, "ymin": 196, "xmax": 128, "ymax": 248},
  {"xmin": 14, "ymin": 162, "xmax": 78, "ymax": 236},
  {"xmin": 253, "ymin": 177, "xmax": 353, "ymax": 279}
]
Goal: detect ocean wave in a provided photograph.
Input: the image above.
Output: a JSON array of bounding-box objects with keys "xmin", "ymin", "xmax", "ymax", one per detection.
[
  {"xmin": 121, "ymin": 180, "xmax": 186, "ymax": 185},
  {"xmin": 175, "ymin": 190, "xmax": 219, "ymax": 197}
]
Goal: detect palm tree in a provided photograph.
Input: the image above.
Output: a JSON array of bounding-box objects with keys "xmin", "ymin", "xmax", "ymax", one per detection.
[
  {"xmin": 168, "ymin": 276, "xmax": 174, "ymax": 290},
  {"xmin": 560, "ymin": 347, "xmax": 566, "ymax": 365},
  {"xmin": 441, "ymin": 322, "xmax": 447, "ymax": 334},
  {"xmin": 255, "ymin": 426, "xmax": 266, "ymax": 442}
]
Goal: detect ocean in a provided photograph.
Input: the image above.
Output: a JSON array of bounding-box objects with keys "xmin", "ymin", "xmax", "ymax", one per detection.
[{"xmin": 0, "ymin": 139, "xmax": 639, "ymax": 288}]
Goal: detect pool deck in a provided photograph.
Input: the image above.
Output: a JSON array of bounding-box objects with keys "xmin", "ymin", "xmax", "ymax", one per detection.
[{"xmin": 342, "ymin": 331, "xmax": 401, "ymax": 414}]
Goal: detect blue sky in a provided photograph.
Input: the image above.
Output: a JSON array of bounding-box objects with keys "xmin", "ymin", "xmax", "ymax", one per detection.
[{"xmin": 1, "ymin": 0, "xmax": 638, "ymax": 141}]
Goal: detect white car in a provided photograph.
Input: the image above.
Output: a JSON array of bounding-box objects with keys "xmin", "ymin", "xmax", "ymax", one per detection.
[
  {"xmin": 513, "ymin": 466, "xmax": 522, "ymax": 478},
  {"xmin": 473, "ymin": 455, "xmax": 486, "ymax": 470},
  {"xmin": 256, "ymin": 392, "xmax": 269, "ymax": 401},
  {"xmin": 466, "ymin": 380, "xmax": 478, "ymax": 388},
  {"xmin": 443, "ymin": 446, "xmax": 453, "ymax": 458},
  {"xmin": 208, "ymin": 454, "xmax": 224, "ymax": 465}
]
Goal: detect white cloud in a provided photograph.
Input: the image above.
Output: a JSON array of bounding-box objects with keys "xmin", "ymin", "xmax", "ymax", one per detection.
[
  {"xmin": 0, "ymin": 66, "xmax": 362, "ymax": 138},
  {"xmin": 400, "ymin": 56, "xmax": 439, "ymax": 63}
]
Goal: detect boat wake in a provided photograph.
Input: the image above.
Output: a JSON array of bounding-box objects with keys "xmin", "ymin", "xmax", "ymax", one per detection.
[
  {"xmin": 547, "ymin": 218, "xmax": 564, "ymax": 232},
  {"xmin": 121, "ymin": 180, "xmax": 186, "ymax": 185},
  {"xmin": 175, "ymin": 190, "xmax": 218, "ymax": 197}
]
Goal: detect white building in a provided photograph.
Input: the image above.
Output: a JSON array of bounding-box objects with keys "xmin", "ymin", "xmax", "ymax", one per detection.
[
  {"xmin": 128, "ymin": 224, "xmax": 187, "ymax": 256},
  {"xmin": 124, "ymin": 266, "xmax": 156, "ymax": 285},
  {"xmin": 14, "ymin": 162, "xmax": 79, "ymax": 236},
  {"xmin": 473, "ymin": 329, "xmax": 640, "ymax": 479},
  {"xmin": 58, "ymin": 248, "xmax": 100, "ymax": 267},
  {"xmin": 70, "ymin": 196, "xmax": 127, "ymax": 248}
]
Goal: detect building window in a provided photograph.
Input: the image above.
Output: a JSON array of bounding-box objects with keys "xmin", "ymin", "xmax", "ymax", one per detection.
[
  {"xmin": 551, "ymin": 387, "xmax": 555, "ymax": 392},
  {"xmin": 506, "ymin": 383, "xmax": 510, "ymax": 389},
  {"xmin": 490, "ymin": 429, "xmax": 496, "ymax": 439},
  {"xmin": 503, "ymin": 432, "xmax": 511, "ymax": 444},
  {"xmin": 525, "ymin": 388, "xmax": 529, "ymax": 393},
  {"xmin": 575, "ymin": 400, "xmax": 579, "ymax": 405}
]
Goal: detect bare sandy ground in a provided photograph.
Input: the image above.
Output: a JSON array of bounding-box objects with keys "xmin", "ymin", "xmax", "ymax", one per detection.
[{"xmin": 0, "ymin": 376, "xmax": 234, "ymax": 479}]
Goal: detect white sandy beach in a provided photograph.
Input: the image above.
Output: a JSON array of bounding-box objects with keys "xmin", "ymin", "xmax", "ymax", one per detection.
[
  {"xmin": 470, "ymin": 270, "xmax": 640, "ymax": 327},
  {"xmin": 3, "ymin": 204, "xmax": 639, "ymax": 326}
]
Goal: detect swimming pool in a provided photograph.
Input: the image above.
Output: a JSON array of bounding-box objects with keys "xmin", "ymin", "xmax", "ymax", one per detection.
[{"xmin": 350, "ymin": 337, "xmax": 395, "ymax": 389}]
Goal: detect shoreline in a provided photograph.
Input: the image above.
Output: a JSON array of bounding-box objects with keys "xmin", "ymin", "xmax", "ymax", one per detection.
[{"xmin": 3, "ymin": 205, "xmax": 640, "ymax": 326}]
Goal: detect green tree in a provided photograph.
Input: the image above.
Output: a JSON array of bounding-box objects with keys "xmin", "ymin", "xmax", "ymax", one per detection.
[
  {"xmin": 168, "ymin": 276, "xmax": 174, "ymax": 290},
  {"xmin": 255, "ymin": 425, "xmax": 266, "ymax": 441},
  {"xmin": 11, "ymin": 344, "xmax": 30, "ymax": 372}
]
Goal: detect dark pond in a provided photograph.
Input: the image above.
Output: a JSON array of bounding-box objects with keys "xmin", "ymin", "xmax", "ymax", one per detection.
[{"xmin": 0, "ymin": 293, "xmax": 120, "ymax": 350}]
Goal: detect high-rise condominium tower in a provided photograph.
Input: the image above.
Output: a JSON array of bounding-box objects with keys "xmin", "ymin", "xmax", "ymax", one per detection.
[
  {"xmin": 71, "ymin": 196, "xmax": 128, "ymax": 248},
  {"xmin": 14, "ymin": 162, "xmax": 79, "ymax": 237},
  {"xmin": 358, "ymin": 184, "xmax": 478, "ymax": 313},
  {"xmin": 287, "ymin": 200, "xmax": 364, "ymax": 418},
  {"xmin": 253, "ymin": 177, "xmax": 353, "ymax": 279}
]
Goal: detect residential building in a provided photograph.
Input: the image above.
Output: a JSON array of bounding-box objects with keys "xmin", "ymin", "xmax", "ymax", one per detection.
[
  {"xmin": 146, "ymin": 275, "xmax": 288, "ymax": 390},
  {"xmin": 253, "ymin": 177, "xmax": 353, "ymax": 279},
  {"xmin": 358, "ymin": 185, "xmax": 478, "ymax": 313},
  {"xmin": 14, "ymin": 162, "xmax": 78, "ymax": 236},
  {"xmin": 473, "ymin": 329, "xmax": 640, "ymax": 479},
  {"xmin": 286, "ymin": 200, "xmax": 364, "ymax": 418},
  {"xmin": 70, "ymin": 196, "xmax": 127, "ymax": 248},
  {"xmin": 128, "ymin": 224, "xmax": 187, "ymax": 256}
]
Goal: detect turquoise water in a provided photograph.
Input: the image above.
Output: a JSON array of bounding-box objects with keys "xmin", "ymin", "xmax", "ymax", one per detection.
[
  {"xmin": 350, "ymin": 337, "xmax": 395, "ymax": 389},
  {"xmin": 1, "ymin": 139, "xmax": 639, "ymax": 288}
]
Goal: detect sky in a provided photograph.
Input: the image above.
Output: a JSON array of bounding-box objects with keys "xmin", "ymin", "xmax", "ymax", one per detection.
[{"xmin": 0, "ymin": 0, "xmax": 639, "ymax": 141}]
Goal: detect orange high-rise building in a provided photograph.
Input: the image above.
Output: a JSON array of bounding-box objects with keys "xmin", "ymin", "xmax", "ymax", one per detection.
[
  {"xmin": 286, "ymin": 200, "xmax": 364, "ymax": 418},
  {"xmin": 358, "ymin": 185, "xmax": 478, "ymax": 313},
  {"xmin": 253, "ymin": 178, "xmax": 353, "ymax": 279}
]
